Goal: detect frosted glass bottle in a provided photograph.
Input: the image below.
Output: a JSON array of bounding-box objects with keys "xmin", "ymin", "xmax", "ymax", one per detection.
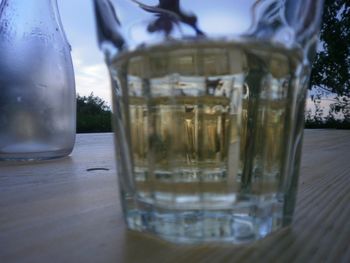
[{"xmin": 0, "ymin": 0, "xmax": 76, "ymax": 160}]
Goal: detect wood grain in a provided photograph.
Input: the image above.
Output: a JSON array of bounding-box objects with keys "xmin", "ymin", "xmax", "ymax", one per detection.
[{"xmin": 1, "ymin": 130, "xmax": 350, "ymax": 263}]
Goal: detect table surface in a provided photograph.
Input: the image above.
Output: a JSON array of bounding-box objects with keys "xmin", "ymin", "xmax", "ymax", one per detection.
[{"xmin": 1, "ymin": 130, "xmax": 350, "ymax": 263}]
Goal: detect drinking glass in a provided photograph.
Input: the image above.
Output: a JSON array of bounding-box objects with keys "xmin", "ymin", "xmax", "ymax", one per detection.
[{"xmin": 93, "ymin": 0, "xmax": 324, "ymax": 243}]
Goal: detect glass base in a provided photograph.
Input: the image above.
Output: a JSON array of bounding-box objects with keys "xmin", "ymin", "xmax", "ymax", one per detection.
[
  {"xmin": 0, "ymin": 148, "xmax": 73, "ymax": 161},
  {"xmin": 124, "ymin": 197, "xmax": 284, "ymax": 244}
]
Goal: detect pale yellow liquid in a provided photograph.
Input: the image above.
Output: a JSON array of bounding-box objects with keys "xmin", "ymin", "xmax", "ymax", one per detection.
[{"xmin": 112, "ymin": 41, "xmax": 301, "ymax": 205}]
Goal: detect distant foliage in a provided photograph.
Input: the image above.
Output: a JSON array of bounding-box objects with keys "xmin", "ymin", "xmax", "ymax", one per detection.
[
  {"xmin": 308, "ymin": 0, "xmax": 350, "ymax": 128},
  {"xmin": 310, "ymin": 0, "xmax": 350, "ymax": 96},
  {"xmin": 76, "ymin": 93, "xmax": 112, "ymax": 133}
]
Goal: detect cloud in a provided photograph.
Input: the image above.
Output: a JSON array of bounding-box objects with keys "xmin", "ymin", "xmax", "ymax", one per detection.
[{"xmin": 72, "ymin": 52, "xmax": 112, "ymax": 105}]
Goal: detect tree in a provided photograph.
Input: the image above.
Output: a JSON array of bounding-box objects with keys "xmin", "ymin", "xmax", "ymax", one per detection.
[
  {"xmin": 309, "ymin": 0, "xmax": 350, "ymax": 123},
  {"xmin": 76, "ymin": 93, "xmax": 112, "ymax": 133}
]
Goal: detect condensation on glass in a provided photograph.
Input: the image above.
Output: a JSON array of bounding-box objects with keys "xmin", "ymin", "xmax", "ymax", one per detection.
[
  {"xmin": 93, "ymin": 0, "xmax": 324, "ymax": 243},
  {"xmin": 0, "ymin": 0, "xmax": 76, "ymax": 160}
]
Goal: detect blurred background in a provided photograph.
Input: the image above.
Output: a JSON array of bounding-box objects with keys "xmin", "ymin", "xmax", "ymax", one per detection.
[
  {"xmin": 60, "ymin": 0, "xmax": 350, "ymax": 130},
  {"xmin": 1, "ymin": 0, "xmax": 349, "ymax": 131}
]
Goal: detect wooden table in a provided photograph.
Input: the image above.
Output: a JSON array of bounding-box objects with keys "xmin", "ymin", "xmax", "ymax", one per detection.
[{"xmin": 1, "ymin": 130, "xmax": 350, "ymax": 263}]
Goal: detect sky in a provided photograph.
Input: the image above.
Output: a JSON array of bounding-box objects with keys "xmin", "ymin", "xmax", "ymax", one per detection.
[{"xmin": 57, "ymin": 0, "xmax": 112, "ymax": 104}]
